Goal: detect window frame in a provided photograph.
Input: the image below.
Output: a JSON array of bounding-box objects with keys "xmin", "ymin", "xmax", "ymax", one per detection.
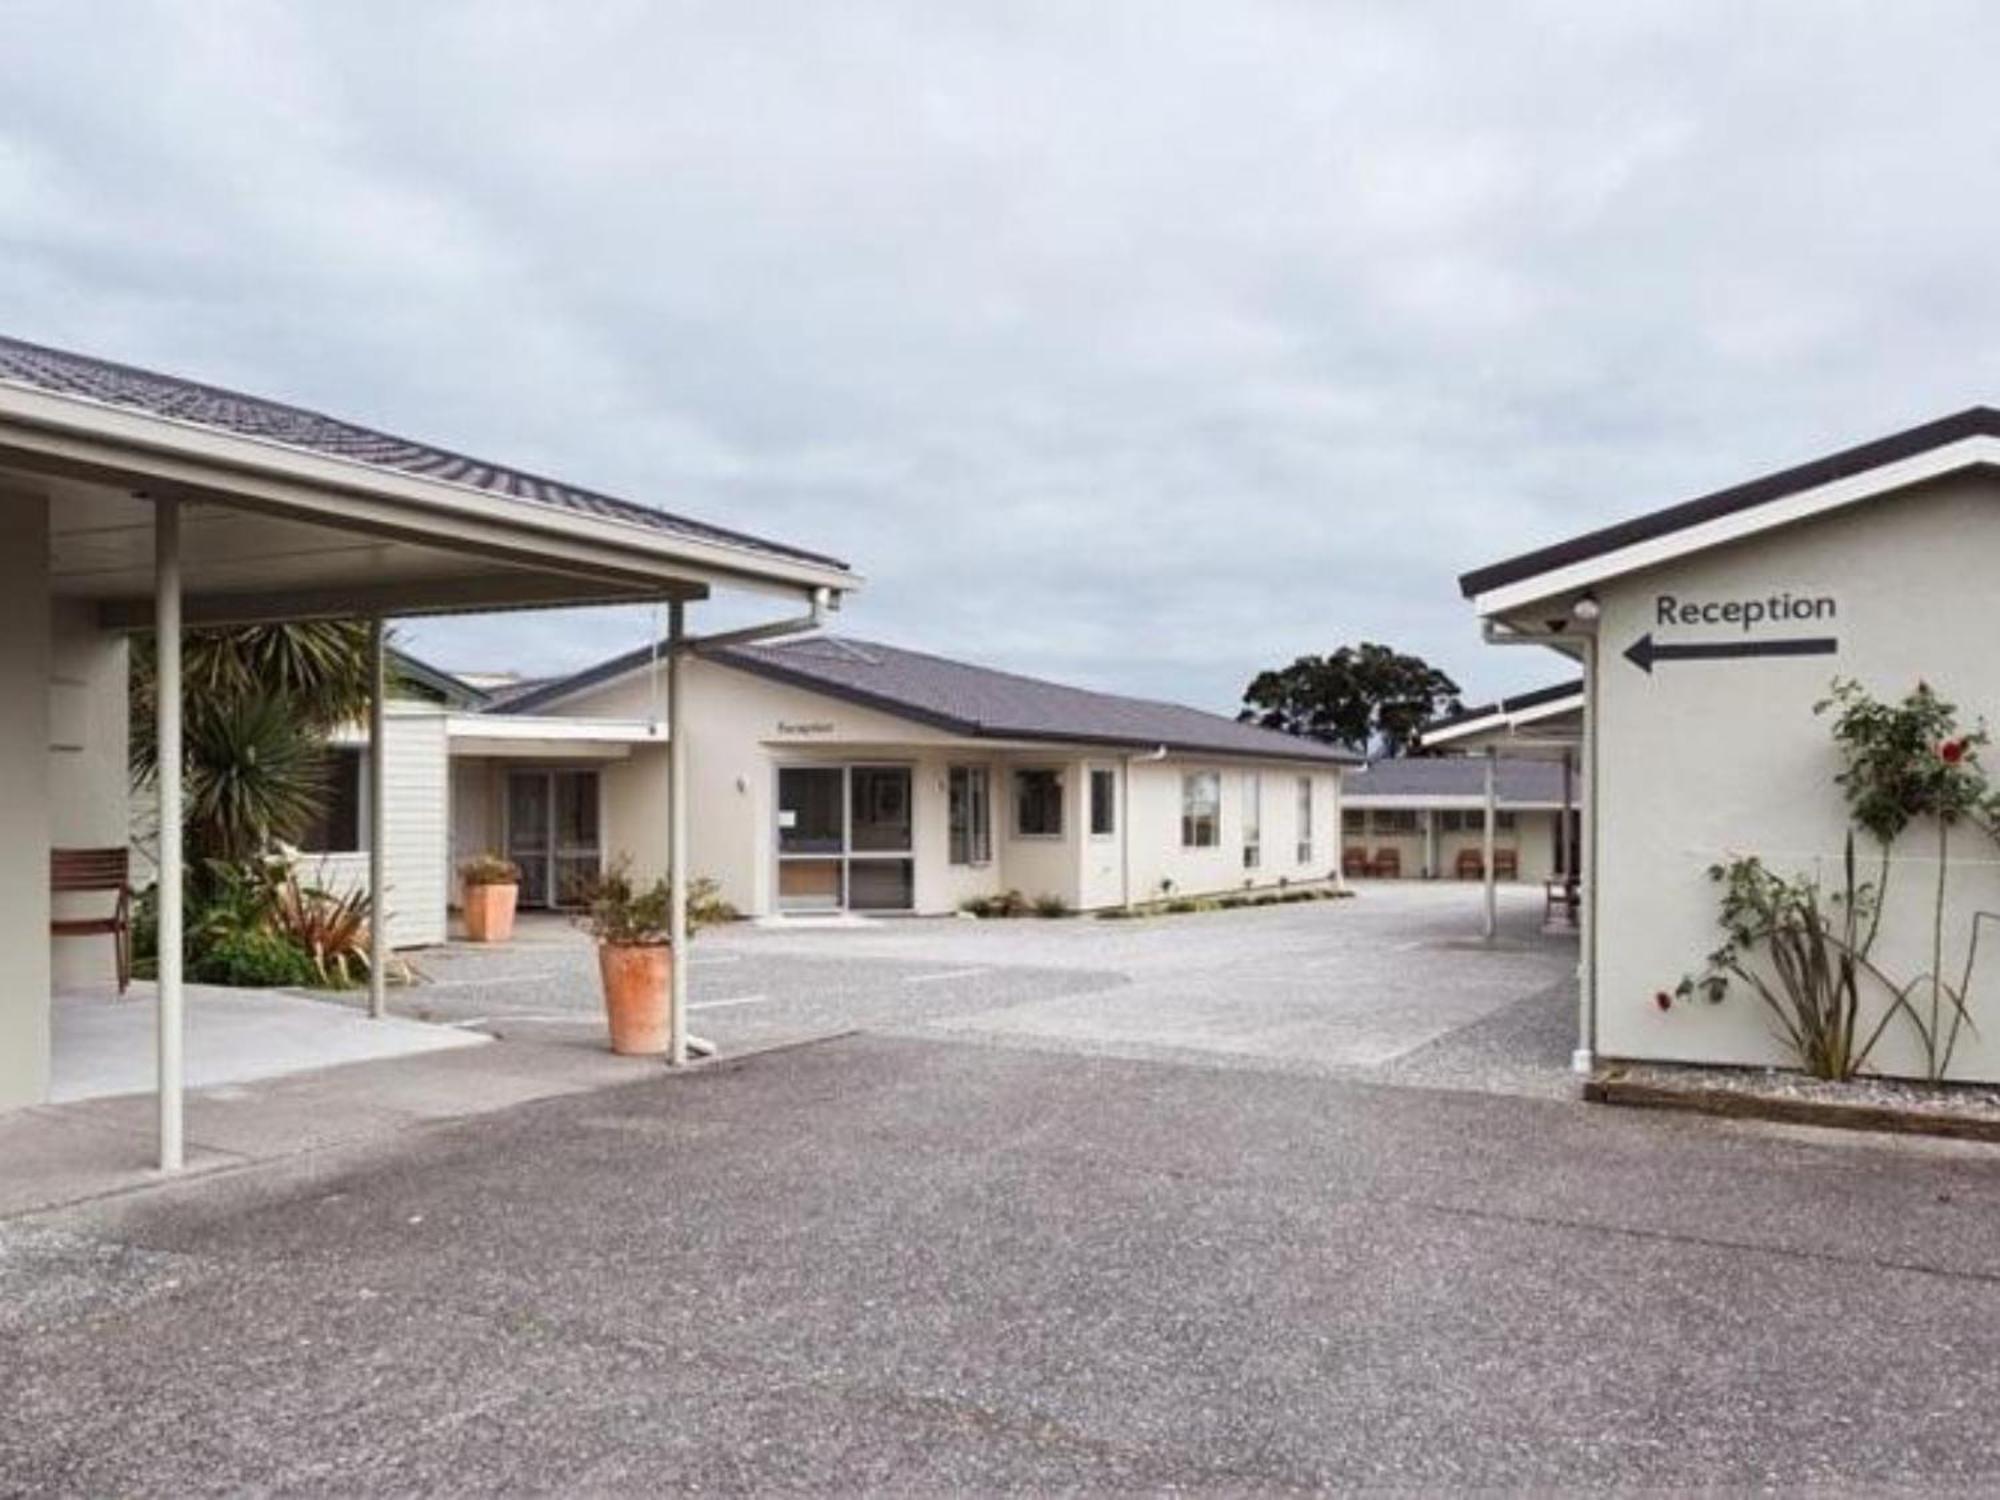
[
  {"xmin": 1180, "ymin": 769, "xmax": 1221, "ymax": 849},
  {"xmin": 1242, "ymin": 770, "xmax": 1262, "ymax": 870},
  {"xmin": 1296, "ymin": 775, "xmax": 1313, "ymax": 866},
  {"xmin": 1088, "ymin": 766, "xmax": 1117, "ymax": 840},
  {"xmin": 298, "ymin": 746, "xmax": 366, "ymax": 855},
  {"xmin": 1012, "ymin": 766, "xmax": 1066, "ymax": 840},
  {"xmin": 948, "ymin": 764, "xmax": 993, "ymax": 867}
]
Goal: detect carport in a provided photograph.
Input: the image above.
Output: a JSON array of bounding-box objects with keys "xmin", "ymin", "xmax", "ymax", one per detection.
[
  {"xmin": 1423, "ymin": 679, "xmax": 1587, "ymax": 1063},
  {"xmin": 0, "ymin": 334, "xmax": 857, "ymax": 1168}
]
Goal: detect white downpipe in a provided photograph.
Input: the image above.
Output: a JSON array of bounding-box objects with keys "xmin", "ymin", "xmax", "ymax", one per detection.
[
  {"xmin": 667, "ymin": 599, "xmax": 689, "ymax": 1068},
  {"xmin": 1482, "ymin": 747, "xmax": 1498, "ymax": 941},
  {"xmin": 367, "ymin": 618, "xmax": 388, "ymax": 1018},
  {"xmin": 155, "ymin": 497, "xmax": 184, "ymax": 1173},
  {"xmin": 1574, "ymin": 634, "xmax": 1599, "ymax": 1075}
]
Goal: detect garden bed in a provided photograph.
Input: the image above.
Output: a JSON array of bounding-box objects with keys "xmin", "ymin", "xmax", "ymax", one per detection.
[{"xmin": 1585, "ymin": 1061, "xmax": 2000, "ymax": 1142}]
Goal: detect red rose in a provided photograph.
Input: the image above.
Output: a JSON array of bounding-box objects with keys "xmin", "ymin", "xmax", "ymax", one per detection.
[
  {"xmin": 1940, "ymin": 738, "xmax": 1967, "ymax": 765},
  {"xmin": 1654, "ymin": 990, "xmax": 1672, "ymax": 1012}
]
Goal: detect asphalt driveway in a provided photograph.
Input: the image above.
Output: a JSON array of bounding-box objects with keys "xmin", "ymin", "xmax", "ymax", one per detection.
[{"xmin": 8, "ymin": 1028, "xmax": 2000, "ymax": 1492}]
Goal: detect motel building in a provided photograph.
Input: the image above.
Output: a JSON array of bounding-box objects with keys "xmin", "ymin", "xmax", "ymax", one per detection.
[
  {"xmin": 1, "ymin": 333, "xmax": 858, "ymax": 1167},
  {"xmin": 1452, "ymin": 406, "xmax": 2000, "ymax": 1083},
  {"xmin": 332, "ymin": 635, "xmax": 1355, "ymax": 926},
  {"xmin": 1339, "ymin": 748, "xmax": 1581, "ymax": 885}
]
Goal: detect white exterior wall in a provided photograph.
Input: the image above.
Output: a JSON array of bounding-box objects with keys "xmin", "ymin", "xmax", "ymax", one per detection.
[
  {"xmin": 0, "ymin": 493, "xmax": 51, "ymax": 1110},
  {"xmin": 1589, "ymin": 471, "xmax": 2000, "ymax": 1080},
  {"xmin": 307, "ymin": 705, "xmax": 449, "ymax": 948},
  {"xmin": 1126, "ymin": 759, "xmax": 1342, "ymax": 903}
]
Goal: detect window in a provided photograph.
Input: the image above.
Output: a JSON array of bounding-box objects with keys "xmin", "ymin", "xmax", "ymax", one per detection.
[
  {"xmin": 1242, "ymin": 772, "xmax": 1262, "ymax": 869},
  {"xmin": 299, "ymin": 748, "xmax": 363, "ymax": 853},
  {"xmin": 1014, "ymin": 768, "xmax": 1064, "ymax": 838},
  {"xmin": 1373, "ymin": 809, "xmax": 1419, "ymax": 834},
  {"xmin": 948, "ymin": 766, "xmax": 992, "ymax": 866},
  {"xmin": 1181, "ymin": 771, "xmax": 1220, "ymax": 848},
  {"xmin": 1089, "ymin": 767, "xmax": 1117, "ymax": 838},
  {"xmin": 1342, "ymin": 808, "xmax": 1365, "ymax": 835},
  {"xmin": 1442, "ymin": 808, "xmax": 1516, "ymax": 834},
  {"xmin": 1296, "ymin": 777, "xmax": 1313, "ymax": 865}
]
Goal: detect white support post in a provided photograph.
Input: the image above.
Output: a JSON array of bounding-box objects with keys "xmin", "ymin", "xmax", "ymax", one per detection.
[
  {"xmin": 367, "ymin": 617, "xmax": 388, "ymax": 1019},
  {"xmin": 1482, "ymin": 747, "xmax": 1498, "ymax": 942},
  {"xmin": 155, "ymin": 497, "xmax": 184, "ymax": 1173},
  {"xmin": 667, "ymin": 600, "xmax": 689, "ymax": 1067}
]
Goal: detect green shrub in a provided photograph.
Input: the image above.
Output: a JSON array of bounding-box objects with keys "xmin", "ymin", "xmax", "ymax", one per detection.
[
  {"xmin": 1032, "ymin": 893, "xmax": 1069, "ymax": 918},
  {"xmin": 189, "ymin": 926, "xmax": 318, "ymax": 988}
]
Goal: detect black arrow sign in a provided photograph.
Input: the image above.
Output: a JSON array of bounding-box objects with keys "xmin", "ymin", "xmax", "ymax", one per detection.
[{"xmin": 1624, "ymin": 632, "xmax": 1838, "ymax": 675}]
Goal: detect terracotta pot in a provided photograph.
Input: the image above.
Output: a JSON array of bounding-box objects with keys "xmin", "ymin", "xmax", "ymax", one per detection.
[
  {"xmin": 462, "ymin": 881, "xmax": 519, "ymax": 943},
  {"xmin": 599, "ymin": 942, "xmax": 672, "ymax": 1055}
]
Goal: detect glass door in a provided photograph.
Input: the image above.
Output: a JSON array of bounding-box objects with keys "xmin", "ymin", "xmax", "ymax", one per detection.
[
  {"xmin": 506, "ymin": 771, "xmax": 552, "ymax": 907},
  {"xmin": 506, "ymin": 768, "xmax": 603, "ymax": 909},
  {"xmin": 847, "ymin": 766, "xmax": 914, "ymax": 911},
  {"xmin": 774, "ymin": 765, "xmax": 917, "ymax": 912},
  {"xmin": 552, "ymin": 770, "xmax": 603, "ymax": 907},
  {"xmin": 777, "ymin": 766, "xmax": 845, "ymax": 911}
]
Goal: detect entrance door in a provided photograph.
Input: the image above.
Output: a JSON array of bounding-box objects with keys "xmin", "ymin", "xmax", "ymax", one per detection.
[
  {"xmin": 774, "ymin": 765, "xmax": 916, "ymax": 912},
  {"xmin": 506, "ymin": 768, "xmax": 602, "ymax": 909},
  {"xmin": 847, "ymin": 766, "xmax": 914, "ymax": 911},
  {"xmin": 777, "ymin": 766, "xmax": 845, "ymax": 911}
]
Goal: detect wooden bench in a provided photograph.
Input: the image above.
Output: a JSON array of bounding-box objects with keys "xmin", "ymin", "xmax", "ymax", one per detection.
[{"xmin": 51, "ymin": 847, "xmax": 133, "ymax": 994}]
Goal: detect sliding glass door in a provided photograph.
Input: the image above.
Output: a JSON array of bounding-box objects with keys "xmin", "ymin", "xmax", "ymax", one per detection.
[
  {"xmin": 775, "ymin": 764, "xmax": 915, "ymax": 912},
  {"xmin": 505, "ymin": 768, "xmax": 603, "ymax": 909}
]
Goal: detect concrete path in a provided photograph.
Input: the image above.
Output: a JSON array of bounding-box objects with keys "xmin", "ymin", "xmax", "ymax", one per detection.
[
  {"xmin": 8, "ymin": 1031, "xmax": 2000, "ymax": 1492},
  {"xmin": 51, "ymin": 983, "xmax": 483, "ymax": 1103}
]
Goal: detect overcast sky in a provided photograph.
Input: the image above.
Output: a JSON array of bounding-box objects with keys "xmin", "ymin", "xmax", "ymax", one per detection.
[{"xmin": 6, "ymin": 2, "xmax": 2000, "ymax": 712}]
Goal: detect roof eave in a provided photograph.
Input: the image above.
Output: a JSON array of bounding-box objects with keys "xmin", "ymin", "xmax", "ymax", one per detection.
[
  {"xmin": 1460, "ymin": 419, "xmax": 2000, "ymax": 618},
  {"xmin": 0, "ymin": 379, "xmax": 861, "ymax": 600}
]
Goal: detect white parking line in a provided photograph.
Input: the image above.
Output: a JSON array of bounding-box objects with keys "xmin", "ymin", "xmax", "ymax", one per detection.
[
  {"xmin": 689, "ymin": 994, "xmax": 771, "ymax": 1011},
  {"xmin": 424, "ymin": 971, "xmax": 560, "ymax": 990},
  {"xmin": 903, "ymin": 968, "xmax": 989, "ymax": 985},
  {"xmin": 689, "ymin": 954, "xmax": 742, "ymax": 966}
]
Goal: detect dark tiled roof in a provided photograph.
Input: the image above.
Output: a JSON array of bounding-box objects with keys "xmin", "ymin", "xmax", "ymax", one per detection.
[
  {"xmin": 500, "ymin": 632, "xmax": 1359, "ymax": 764},
  {"xmin": 1346, "ymin": 757, "xmax": 1578, "ymax": 805},
  {"xmin": 1460, "ymin": 407, "xmax": 2000, "ymax": 600},
  {"xmin": 0, "ymin": 333, "xmax": 850, "ymax": 572}
]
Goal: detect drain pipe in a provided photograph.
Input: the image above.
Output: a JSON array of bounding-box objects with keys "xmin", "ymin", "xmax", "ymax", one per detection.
[
  {"xmin": 1122, "ymin": 745, "xmax": 1169, "ymax": 910},
  {"xmin": 663, "ymin": 586, "xmax": 838, "ymax": 1063}
]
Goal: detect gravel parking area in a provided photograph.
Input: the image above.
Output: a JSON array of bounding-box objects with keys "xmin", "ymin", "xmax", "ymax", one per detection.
[{"xmin": 380, "ymin": 882, "xmax": 1578, "ymax": 1096}]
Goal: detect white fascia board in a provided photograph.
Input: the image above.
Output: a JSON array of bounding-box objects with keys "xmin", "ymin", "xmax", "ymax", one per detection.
[
  {"xmin": 1508, "ymin": 694, "xmax": 1585, "ymax": 727},
  {"xmin": 0, "ymin": 381, "xmax": 860, "ymax": 598},
  {"xmin": 445, "ymin": 714, "xmax": 665, "ymax": 745},
  {"xmin": 1469, "ymin": 436, "xmax": 2000, "ymax": 618},
  {"xmin": 1422, "ymin": 711, "xmax": 1509, "ymax": 748}
]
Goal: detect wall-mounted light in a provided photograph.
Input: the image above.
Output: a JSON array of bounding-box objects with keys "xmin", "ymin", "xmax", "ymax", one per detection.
[
  {"xmin": 735, "ymin": 775, "xmax": 748, "ymax": 794},
  {"xmin": 1570, "ymin": 592, "xmax": 1601, "ymax": 623}
]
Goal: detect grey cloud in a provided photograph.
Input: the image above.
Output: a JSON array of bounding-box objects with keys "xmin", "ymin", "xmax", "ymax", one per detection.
[{"xmin": 6, "ymin": 2, "xmax": 2000, "ymax": 711}]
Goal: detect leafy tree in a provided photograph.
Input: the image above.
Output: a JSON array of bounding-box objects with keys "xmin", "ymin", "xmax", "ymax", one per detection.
[
  {"xmin": 1239, "ymin": 643, "xmax": 1462, "ymax": 757},
  {"xmin": 130, "ymin": 621, "xmax": 382, "ymax": 865}
]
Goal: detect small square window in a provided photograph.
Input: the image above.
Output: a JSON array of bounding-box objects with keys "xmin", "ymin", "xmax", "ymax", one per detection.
[{"xmin": 1014, "ymin": 768, "xmax": 1064, "ymax": 838}]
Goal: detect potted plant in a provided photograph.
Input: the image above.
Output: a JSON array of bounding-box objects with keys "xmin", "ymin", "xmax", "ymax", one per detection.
[
  {"xmin": 575, "ymin": 861, "xmax": 733, "ymax": 1056},
  {"xmin": 458, "ymin": 854, "xmax": 522, "ymax": 943}
]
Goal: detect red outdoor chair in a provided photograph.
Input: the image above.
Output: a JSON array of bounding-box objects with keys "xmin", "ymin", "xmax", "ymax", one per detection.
[{"xmin": 1369, "ymin": 848, "xmax": 1402, "ymax": 879}]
